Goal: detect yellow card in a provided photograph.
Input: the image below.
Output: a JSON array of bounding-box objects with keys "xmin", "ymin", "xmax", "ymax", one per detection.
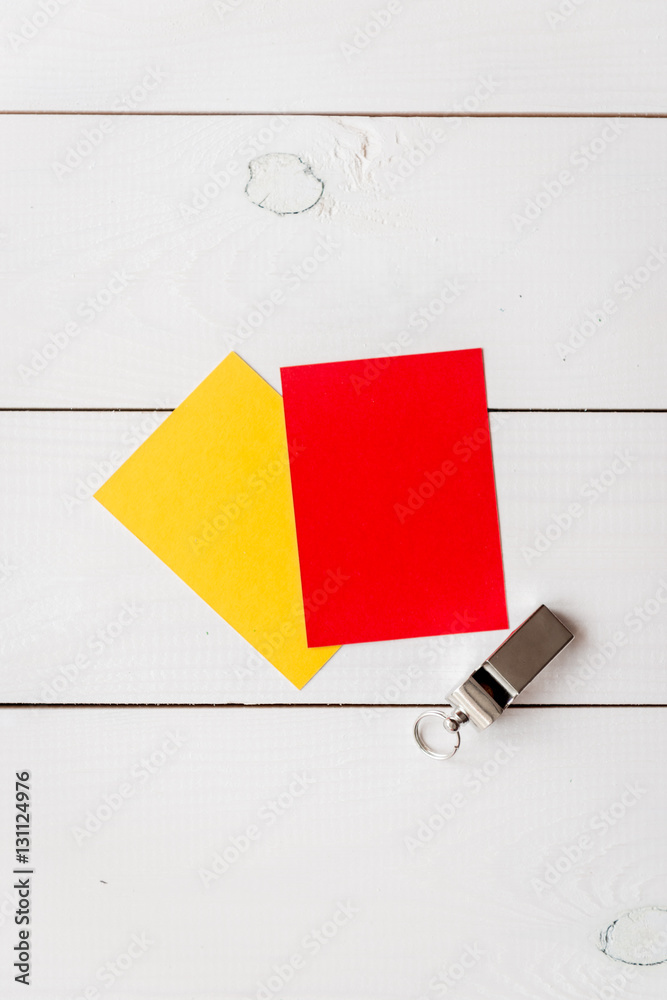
[{"xmin": 95, "ymin": 352, "xmax": 339, "ymax": 688}]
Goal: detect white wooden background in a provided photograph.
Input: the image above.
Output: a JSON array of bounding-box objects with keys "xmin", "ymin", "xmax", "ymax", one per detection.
[
  {"xmin": 2, "ymin": 709, "xmax": 667, "ymax": 1000},
  {"xmin": 1, "ymin": 3, "xmax": 667, "ymax": 997}
]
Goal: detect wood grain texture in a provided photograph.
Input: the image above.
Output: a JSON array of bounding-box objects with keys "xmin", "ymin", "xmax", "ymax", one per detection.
[
  {"xmin": 2, "ymin": 115, "xmax": 666, "ymax": 410},
  {"xmin": 1, "ymin": 707, "xmax": 665, "ymax": 998},
  {"xmin": 0, "ymin": 1, "xmax": 666, "ymax": 113},
  {"xmin": 1, "ymin": 410, "xmax": 664, "ymax": 705}
]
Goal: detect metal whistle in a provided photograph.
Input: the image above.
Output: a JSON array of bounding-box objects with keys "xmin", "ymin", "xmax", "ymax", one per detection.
[{"xmin": 414, "ymin": 605, "xmax": 574, "ymax": 759}]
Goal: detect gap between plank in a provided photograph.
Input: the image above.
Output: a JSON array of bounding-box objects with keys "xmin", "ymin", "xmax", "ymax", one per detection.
[
  {"xmin": 1, "ymin": 111, "xmax": 666, "ymax": 119},
  {"xmin": 0, "ymin": 703, "xmax": 662, "ymax": 710},
  {"xmin": 1, "ymin": 408, "xmax": 665, "ymax": 414}
]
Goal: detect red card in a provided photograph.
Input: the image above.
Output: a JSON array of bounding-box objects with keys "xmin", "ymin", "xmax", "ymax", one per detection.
[{"xmin": 280, "ymin": 348, "xmax": 508, "ymax": 646}]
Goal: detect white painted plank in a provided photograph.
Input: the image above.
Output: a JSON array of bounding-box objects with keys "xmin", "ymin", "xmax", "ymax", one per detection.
[
  {"xmin": 0, "ymin": 706, "xmax": 665, "ymax": 998},
  {"xmin": 1, "ymin": 115, "xmax": 666, "ymax": 409},
  {"xmin": 0, "ymin": 1, "xmax": 666, "ymax": 113},
  {"xmin": 1, "ymin": 410, "xmax": 664, "ymax": 705}
]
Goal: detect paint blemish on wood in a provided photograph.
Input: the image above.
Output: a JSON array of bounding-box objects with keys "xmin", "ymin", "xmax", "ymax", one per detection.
[
  {"xmin": 599, "ymin": 906, "xmax": 667, "ymax": 965},
  {"xmin": 330, "ymin": 118, "xmax": 383, "ymax": 190},
  {"xmin": 245, "ymin": 153, "xmax": 324, "ymax": 215}
]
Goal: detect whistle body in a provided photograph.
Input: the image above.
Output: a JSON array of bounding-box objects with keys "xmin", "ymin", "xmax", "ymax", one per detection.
[{"xmin": 447, "ymin": 605, "xmax": 574, "ymax": 729}]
